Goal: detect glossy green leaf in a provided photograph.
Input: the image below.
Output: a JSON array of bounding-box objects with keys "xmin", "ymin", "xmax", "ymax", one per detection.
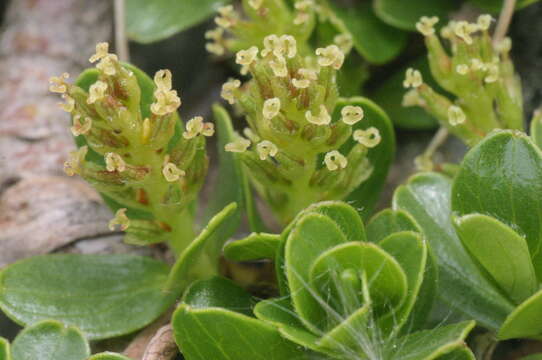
[
  {"xmin": 468, "ymin": 0, "xmax": 539, "ymax": 13},
  {"xmin": 454, "ymin": 213, "xmax": 537, "ymax": 304},
  {"xmin": 224, "ymin": 233, "xmax": 281, "ymax": 261},
  {"xmin": 389, "ymin": 320, "xmax": 475, "ymax": 360},
  {"xmin": 164, "ymin": 202, "xmax": 237, "ymax": 293},
  {"xmin": 378, "ymin": 232, "xmax": 427, "ymax": 333},
  {"xmin": 366, "ymin": 209, "xmax": 421, "ymax": 243},
  {"xmin": 437, "ymin": 346, "xmax": 476, "ymax": 360},
  {"xmin": 394, "ymin": 173, "xmax": 514, "ymax": 330},
  {"xmin": 452, "ymin": 131, "xmax": 542, "ymax": 278},
  {"xmin": 310, "ymin": 242, "xmax": 408, "ymax": 316},
  {"xmin": 173, "ymin": 278, "xmax": 306, "ymax": 360},
  {"xmin": 531, "ymin": 111, "xmax": 542, "ymax": 148},
  {"xmin": 11, "ymin": 320, "xmax": 89, "ymax": 360},
  {"xmin": 126, "ymin": 0, "xmax": 231, "ymax": 43},
  {"xmin": 285, "ymin": 213, "xmax": 348, "ymax": 333},
  {"xmin": 338, "ymin": 97, "xmax": 395, "ymax": 220},
  {"xmin": 0, "ymin": 254, "xmax": 177, "ymax": 340},
  {"xmin": 0, "ymin": 337, "xmax": 10, "ymax": 360},
  {"xmin": 374, "ymin": 0, "xmax": 459, "ymax": 31},
  {"xmin": 371, "ymin": 57, "xmax": 440, "ymax": 129},
  {"xmin": 331, "ymin": 2, "xmax": 407, "ymax": 64},
  {"xmin": 88, "ymin": 353, "xmax": 132, "ymax": 360},
  {"xmin": 499, "ymin": 288, "xmax": 542, "ymax": 340},
  {"xmin": 207, "ymin": 104, "xmax": 264, "ymax": 233}
]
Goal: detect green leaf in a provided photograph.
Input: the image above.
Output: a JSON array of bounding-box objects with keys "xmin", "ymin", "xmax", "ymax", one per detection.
[
  {"xmin": 499, "ymin": 288, "xmax": 542, "ymax": 340},
  {"xmin": 522, "ymin": 354, "xmax": 542, "ymax": 360},
  {"xmin": 224, "ymin": 233, "xmax": 281, "ymax": 261},
  {"xmin": 378, "ymin": 232, "xmax": 427, "ymax": 333},
  {"xmin": 207, "ymin": 104, "xmax": 264, "ymax": 232},
  {"xmin": 338, "ymin": 97, "xmax": 396, "ymax": 220},
  {"xmin": 0, "ymin": 337, "xmax": 10, "ymax": 360},
  {"xmin": 454, "ymin": 213, "xmax": 537, "ymax": 304},
  {"xmin": 373, "ymin": 0, "xmax": 460, "ymax": 31},
  {"xmin": 310, "ymin": 242, "xmax": 408, "ymax": 316},
  {"xmin": 468, "ymin": 0, "xmax": 540, "ymax": 13},
  {"xmin": 330, "ymin": 2, "xmax": 408, "ymax": 64},
  {"xmin": 88, "ymin": 354, "xmax": 132, "ymax": 360},
  {"xmin": 173, "ymin": 278, "xmax": 307, "ymax": 360},
  {"xmin": 285, "ymin": 213, "xmax": 348, "ymax": 333},
  {"xmin": 371, "ymin": 57, "xmax": 440, "ymax": 130},
  {"xmin": 531, "ymin": 110, "xmax": 542, "ymax": 149},
  {"xmin": 126, "ymin": 0, "xmax": 231, "ymax": 43},
  {"xmin": 389, "ymin": 320, "xmax": 475, "ymax": 360},
  {"xmin": 11, "ymin": 320, "xmax": 89, "ymax": 360},
  {"xmin": 164, "ymin": 203, "xmax": 238, "ymax": 293},
  {"xmin": 0, "ymin": 254, "xmax": 177, "ymax": 340},
  {"xmin": 394, "ymin": 173, "xmax": 514, "ymax": 330},
  {"xmin": 452, "ymin": 130, "xmax": 542, "ymax": 278},
  {"xmin": 437, "ymin": 346, "xmax": 476, "ymax": 360},
  {"xmin": 182, "ymin": 277, "xmax": 253, "ymax": 316},
  {"xmin": 366, "ymin": 209, "xmax": 421, "ymax": 243}
]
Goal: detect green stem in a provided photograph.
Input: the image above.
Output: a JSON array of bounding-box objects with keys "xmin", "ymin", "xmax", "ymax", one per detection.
[{"xmin": 167, "ymin": 209, "xmax": 197, "ymax": 258}]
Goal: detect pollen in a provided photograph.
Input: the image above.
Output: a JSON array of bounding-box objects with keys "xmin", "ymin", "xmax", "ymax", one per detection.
[
  {"xmin": 89, "ymin": 42, "xmax": 110, "ymax": 63},
  {"xmin": 96, "ymin": 54, "xmax": 118, "ymax": 76},
  {"xmin": 236, "ymin": 46, "xmax": 259, "ymax": 66},
  {"xmin": 59, "ymin": 94, "xmax": 75, "ymax": 113},
  {"xmin": 49, "ymin": 73, "xmax": 69, "ymax": 94},
  {"xmin": 105, "ymin": 152, "xmax": 126, "ymax": 172},
  {"xmin": 477, "ymin": 14, "xmax": 492, "ymax": 31},
  {"xmin": 256, "ymin": 140, "xmax": 278, "ymax": 160},
  {"xmin": 261, "ymin": 35, "xmax": 281, "ymax": 57},
  {"xmin": 63, "ymin": 146, "xmax": 88, "ymax": 176},
  {"xmin": 403, "ymin": 68, "xmax": 423, "ymax": 88},
  {"xmin": 294, "ymin": 0, "xmax": 312, "ymax": 25},
  {"xmin": 183, "ymin": 116, "xmax": 214, "ymax": 139},
  {"xmin": 263, "ymin": 98, "xmax": 281, "ymax": 119},
  {"xmin": 305, "ymin": 104, "xmax": 331, "ymax": 126},
  {"xmin": 87, "ymin": 80, "xmax": 108, "ymax": 104},
  {"xmin": 221, "ymin": 79, "xmax": 241, "ymax": 104},
  {"xmin": 341, "ymin": 105, "xmax": 364, "ymax": 125},
  {"xmin": 108, "ymin": 208, "xmax": 130, "ymax": 231},
  {"xmin": 453, "ymin": 21, "xmax": 476, "ymax": 45},
  {"xmin": 324, "ymin": 150, "xmax": 347, "ymax": 171},
  {"xmin": 456, "ymin": 64, "xmax": 469, "ymax": 75},
  {"xmin": 292, "ymin": 68, "xmax": 317, "ymax": 89},
  {"xmin": 353, "ymin": 127, "xmax": 381, "ymax": 148},
  {"xmin": 225, "ymin": 138, "xmax": 251, "ymax": 153},
  {"xmin": 162, "ymin": 162, "xmax": 186, "ymax": 182},
  {"xmin": 416, "ymin": 16, "xmax": 439, "ymax": 36},
  {"xmin": 150, "ymin": 70, "xmax": 181, "ymax": 116},
  {"xmin": 315, "ymin": 45, "xmax": 344, "ymax": 70},
  {"xmin": 70, "ymin": 115, "xmax": 92, "ymax": 136},
  {"xmin": 215, "ymin": 5, "xmax": 237, "ymax": 28},
  {"xmin": 269, "ymin": 56, "xmax": 288, "ymax": 77},
  {"xmin": 448, "ymin": 105, "xmax": 466, "ymax": 126}
]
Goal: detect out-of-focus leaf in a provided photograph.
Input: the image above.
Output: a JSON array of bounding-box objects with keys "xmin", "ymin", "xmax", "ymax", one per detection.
[
  {"xmin": 373, "ymin": 0, "xmax": 460, "ymax": 31},
  {"xmin": 0, "ymin": 337, "xmax": 10, "ymax": 360},
  {"xmin": 468, "ymin": 0, "xmax": 540, "ymax": 13}
]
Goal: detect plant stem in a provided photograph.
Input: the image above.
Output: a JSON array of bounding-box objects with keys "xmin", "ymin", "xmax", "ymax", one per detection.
[
  {"xmin": 416, "ymin": 127, "xmax": 449, "ymax": 171},
  {"xmin": 493, "ymin": 0, "xmax": 517, "ymax": 46},
  {"xmin": 114, "ymin": 0, "xmax": 130, "ymax": 62}
]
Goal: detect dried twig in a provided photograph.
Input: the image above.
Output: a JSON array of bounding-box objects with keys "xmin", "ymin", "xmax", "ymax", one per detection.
[
  {"xmin": 114, "ymin": 0, "xmax": 130, "ymax": 61},
  {"xmin": 493, "ymin": 0, "xmax": 517, "ymax": 45}
]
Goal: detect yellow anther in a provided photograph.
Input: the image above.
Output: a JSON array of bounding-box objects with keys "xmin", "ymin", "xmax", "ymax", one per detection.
[
  {"xmin": 453, "ymin": 21, "xmax": 475, "ymax": 45},
  {"xmin": 353, "ymin": 127, "xmax": 381, "ymax": 148},
  {"xmin": 215, "ymin": 5, "xmax": 237, "ymax": 28},
  {"xmin": 295, "ymin": 0, "xmax": 312, "ymax": 11},
  {"xmin": 305, "ymin": 104, "xmax": 331, "ymax": 126},
  {"xmin": 225, "ymin": 138, "xmax": 251, "ymax": 153},
  {"xmin": 150, "ymin": 70, "xmax": 181, "ymax": 116},
  {"xmin": 59, "ymin": 94, "xmax": 75, "ymax": 113},
  {"xmin": 416, "ymin": 16, "xmax": 439, "ymax": 36},
  {"xmin": 49, "ymin": 73, "xmax": 69, "ymax": 94},
  {"xmin": 470, "ymin": 58, "xmax": 485, "ymax": 71},
  {"xmin": 183, "ymin": 116, "xmax": 215, "ymax": 139},
  {"xmin": 341, "ymin": 105, "xmax": 364, "ymax": 125},
  {"xmin": 292, "ymin": 67, "xmax": 317, "ymax": 88},
  {"xmin": 70, "ymin": 115, "xmax": 92, "ymax": 136},
  {"xmin": 162, "ymin": 162, "xmax": 186, "ymax": 182},
  {"xmin": 96, "ymin": 54, "xmax": 118, "ymax": 76},
  {"xmin": 294, "ymin": 0, "xmax": 312, "ymax": 25},
  {"xmin": 484, "ymin": 63, "xmax": 499, "ymax": 83},
  {"xmin": 89, "ymin": 42, "xmax": 110, "ymax": 63},
  {"xmin": 261, "ymin": 34, "xmax": 297, "ymax": 59},
  {"xmin": 141, "ymin": 117, "xmax": 151, "ymax": 144},
  {"xmin": 280, "ymin": 35, "xmax": 297, "ymax": 58},
  {"xmin": 448, "ymin": 105, "xmax": 466, "ymax": 126},
  {"xmin": 315, "ymin": 45, "xmax": 344, "ymax": 70},
  {"xmin": 256, "ymin": 140, "xmax": 278, "ymax": 160},
  {"xmin": 403, "ymin": 68, "xmax": 423, "ymax": 88},
  {"xmin": 87, "ymin": 80, "xmax": 108, "ymax": 104},
  {"xmin": 402, "ymin": 89, "xmax": 425, "ymax": 107},
  {"xmin": 324, "ymin": 150, "xmax": 347, "ymax": 171},
  {"xmin": 205, "ymin": 28, "xmax": 224, "ymax": 41},
  {"xmin": 269, "ymin": 55, "xmax": 288, "ymax": 77},
  {"xmin": 236, "ymin": 46, "xmax": 259, "ymax": 66},
  {"xmin": 63, "ymin": 146, "xmax": 88, "ymax": 176},
  {"xmin": 456, "ymin": 64, "xmax": 469, "ymax": 75},
  {"xmin": 248, "ymin": 0, "xmax": 263, "ymax": 10},
  {"xmin": 334, "ymin": 33, "xmax": 353, "ymax": 54},
  {"xmin": 206, "ymin": 43, "xmax": 225, "ymax": 56},
  {"xmin": 495, "ymin": 37, "xmax": 512, "ymax": 53},
  {"xmin": 294, "ymin": 12, "xmax": 310, "ymax": 25},
  {"xmin": 243, "ymin": 128, "xmax": 260, "ymax": 142},
  {"xmin": 263, "ymin": 98, "xmax": 281, "ymax": 119},
  {"xmin": 440, "ymin": 25, "xmax": 452, "ymax": 39},
  {"xmin": 109, "ymin": 208, "xmax": 130, "ymax": 231},
  {"xmin": 205, "ymin": 28, "xmax": 225, "ymax": 55},
  {"xmin": 261, "ymin": 35, "xmax": 281, "ymax": 57},
  {"xmin": 477, "ymin": 14, "xmax": 492, "ymax": 31},
  {"xmin": 105, "ymin": 152, "xmax": 126, "ymax": 172},
  {"xmin": 221, "ymin": 79, "xmax": 241, "ymax": 104}
]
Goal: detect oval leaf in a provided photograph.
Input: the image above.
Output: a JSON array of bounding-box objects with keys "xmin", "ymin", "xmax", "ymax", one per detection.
[
  {"xmin": 454, "ymin": 213, "xmax": 537, "ymax": 304},
  {"xmin": 373, "ymin": 0, "xmax": 460, "ymax": 31},
  {"xmin": 0, "ymin": 255, "xmax": 177, "ymax": 340},
  {"xmin": 224, "ymin": 233, "xmax": 281, "ymax": 262},
  {"xmin": 394, "ymin": 172, "xmax": 514, "ymax": 330},
  {"xmin": 452, "ymin": 130, "xmax": 542, "ymax": 278},
  {"xmin": 366, "ymin": 209, "xmax": 421, "ymax": 243},
  {"xmin": 499, "ymin": 288, "xmax": 542, "ymax": 340},
  {"xmin": 11, "ymin": 320, "xmax": 89, "ymax": 360}
]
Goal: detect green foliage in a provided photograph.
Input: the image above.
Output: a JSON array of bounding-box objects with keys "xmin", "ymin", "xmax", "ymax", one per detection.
[
  {"xmin": 88, "ymin": 354, "xmax": 132, "ymax": 360},
  {"xmin": 532, "ymin": 110, "xmax": 542, "ymax": 148},
  {"xmin": 373, "ymin": 0, "xmax": 460, "ymax": 31}
]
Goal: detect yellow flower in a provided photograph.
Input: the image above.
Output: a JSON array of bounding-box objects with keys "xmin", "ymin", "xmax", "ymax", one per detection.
[
  {"xmin": 448, "ymin": 105, "xmax": 466, "ymax": 126},
  {"xmin": 341, "ymin": 105, "xmax": 364, "ymax": 125},
  {"xmin": 108, "ymin": 208, "xmax": 130, "ymax": 231},
  {"xmin": 315, "ymin": 45, "xmax": 344, "ymax": 69},
  {"xmin": 70, "ymin": 115, "xmax": 92, "ymax": 136},
  {"xmin": 236, "ymin": 46, "xmax": 259, "ymax": 66},
  {"xmin": 63, "ymin": 146, "xmax": 88, "ymax": 176},
  {"xmin": 263, "ymin": 98, "xmax": 281, "ymax": 119},
  {"xmin": 225, "ymin": 138, "xmax": 251, "ymax": 153},
  {"xmin": 89, "ymin": 42, "xmax": 110, "ymax": 63},
  {"xmin": 269, "ymin": 55, "xmax": 288, "ymax": 77},
  {"xmin": 183, "ymin": 116, "xmax": 215, "ymax": 139},
  {"xmin": 96, "ymin": 54, "xmax": 118, "ymax": 76},
  {"xmin": 334, "ymin": 33, "xmax": 353, "ymax": 54},
  {"xmin": 221, "ymin": 79, "xmax": 241, "ymax": 104},
  {"xmin": 305, "ymin": 105, "xmax": 331, "ymax": 125},
  {"xmin": 256, "ymin": 140, "xmax": 278, "ymax": 160},
  {"xmin": 215, "ymin": 5, "xmax": 237, "ymax": 28},
  {"xmin": 353, "ymin": 127, "xmax": 381, "ymax": 148},
  {"xmin": 87, "ymin": 80, "xmax": 108, "ymax": 104},
  {"xmin": 292, "ymin": 68, "xmax": 317, "ymax": 89},
  {"xmin": 150, "ymin": 70, "xmax": 181, "ymax": 116},
  {"xmin": 59, "ymin": 94, "xmax": 75, "ymax": 113},
  {"xmin": 403, "ymin": 68, "xmax": 423, "ymax": 88},
  {"xmin": 324, "ymin": 150, "xmax": 347, "ymax": 171},
  {"xmin": 477, "ymin": 14, "xmax": 492, "ymax": 31},
  {"xmin": 416, "ymin": 16, "xmax": 439, "ymax": 36},
  {"xmin": 248, "ymin": 0, "xmax": 263, "ymax": 10},
  {"xmin": 49, "ymin": 73, "xmax": 69, "ymax": 94},
  {"xmin": 162, "ymin": 162, "xmax": 186, "ymax": 182},
  {"xmin": 105, "ymin": 152, "xmax": 126, "ymax": 172}
]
